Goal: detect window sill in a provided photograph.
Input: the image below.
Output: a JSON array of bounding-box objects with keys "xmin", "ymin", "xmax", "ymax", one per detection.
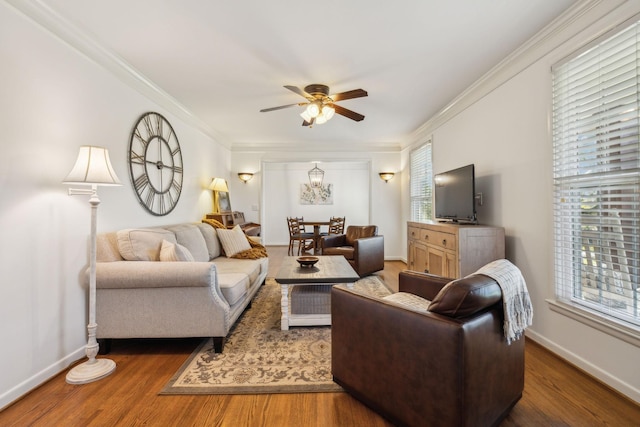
[{"xmin": 546, "ymin": 299, "xmax": 640, "ymax": 348}]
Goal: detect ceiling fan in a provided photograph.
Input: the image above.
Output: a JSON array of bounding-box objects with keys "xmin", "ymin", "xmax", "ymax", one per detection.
[{"xmin": 260, "ymin": 84, "xmax": 368, "ymax": 126}]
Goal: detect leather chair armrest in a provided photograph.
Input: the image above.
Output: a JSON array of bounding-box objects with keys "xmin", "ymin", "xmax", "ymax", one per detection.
[
  {"xmin": 321, "ymin": 234, "xmax": 347, "ymax": 249},
  {"xmin": 353, "ymin": 235, "xmax": 384, "ymax": 276},
  {"xmin": 399, "ymin": 270, "xmax": 452, "ymax": 301}
]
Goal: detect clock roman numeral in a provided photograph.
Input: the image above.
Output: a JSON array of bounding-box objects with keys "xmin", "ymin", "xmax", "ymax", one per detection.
[
  {"xmin": 155, "ymin": 114, "xmax": 163, "ymax": 138},
  {"xmin": 133, "ymin": 128, "xmax": 149, "ymax": 147},
  {"xmin": 143, "ymin": 115, "xmax": 155, "ymax": 138},
  {"xmin": 171, "ymin": 179, "xmax": 181, "ymax": 194},
  {"xmin": 130, "ymin": 152, "xmax": 145, "ymax": 165},
  {"xmin": 145, "ymin": 186, "xmax": 156, "ymax": 210},
  {"xmin": 134, "ymin": 174, "xmax": 149, "ymax": 193}
]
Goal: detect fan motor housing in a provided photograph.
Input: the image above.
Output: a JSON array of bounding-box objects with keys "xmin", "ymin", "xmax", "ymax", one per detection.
[{"xmin": 304, "ymin": 84, "xmax": 330, "ymax": 97}]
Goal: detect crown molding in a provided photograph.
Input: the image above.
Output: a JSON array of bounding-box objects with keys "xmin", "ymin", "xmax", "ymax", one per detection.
[
  {"xmin": 403, "ymin": 0, "xmax": 617, "ymax": 149},
  {"xmin": 5, "ymin": 0, "xmax": 232, "ymax": 149}
]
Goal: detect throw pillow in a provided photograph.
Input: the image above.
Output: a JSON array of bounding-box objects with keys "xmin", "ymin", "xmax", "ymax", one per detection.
[
  {"xmin": 116, "ymin": 228, "xmax": 176, "ymax": 261},
  {"xmin": 217, "ymin": 225, "xmax": 251, "ymax": 257},
  {"xmin": 159, "ymin": 239, "xmax": 195, "ymax": 262}
]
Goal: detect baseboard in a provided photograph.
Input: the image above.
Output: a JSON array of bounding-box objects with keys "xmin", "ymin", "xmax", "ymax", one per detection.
[
  {"xmin": 525, "ymin": 330, "xmax": 640, "ymax": 404},
  {"xmin": 0, "ymin": 346, "xmax": 86, "ymax": 411}
]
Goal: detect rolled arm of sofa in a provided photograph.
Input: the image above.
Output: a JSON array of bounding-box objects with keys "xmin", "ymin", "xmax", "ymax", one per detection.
[{"xmin": 95, "ymin": 261, "xmax": 217, "ymax": 290}]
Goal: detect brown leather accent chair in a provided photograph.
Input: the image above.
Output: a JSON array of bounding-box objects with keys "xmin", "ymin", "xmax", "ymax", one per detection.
[
  {"xmin": 321, "ymin": 225, "xmax": 384, "ymax": 276},
  {"xmin": 331, "ymin": 270, "xmax": 525, "ymax": 427}
]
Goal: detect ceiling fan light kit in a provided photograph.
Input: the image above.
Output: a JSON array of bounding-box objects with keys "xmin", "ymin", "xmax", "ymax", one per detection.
[{"xmin": 261, "ymin": 83, "xmax": 367, "ymax": 127}]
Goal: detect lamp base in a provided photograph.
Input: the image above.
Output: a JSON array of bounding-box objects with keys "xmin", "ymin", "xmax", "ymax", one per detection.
[{"xmin": 66, "ymin": 357, "xmax": 116, "ymax": 384}]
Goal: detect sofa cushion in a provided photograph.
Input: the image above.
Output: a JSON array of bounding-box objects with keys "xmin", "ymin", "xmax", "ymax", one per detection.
[
  {"xmin": 383, "ymin": 292, "xmax": 431, "ymax": 313},
  {"xmin": 217, "ymin": 225, "xmax": 251, "ymax": 257},
  {"xmin": 322, "ymin": 246, "xmax": 354, "ymax": 260},
  {"xmin": 159, "ymin": 239, "xmax": 195, "ymax": 262},
  {"xmin": 428, "ymin": 274, "xmax": 502, "ymax": 318},
  {"xmin": 116, "ymin": 228, "xmax": 177, "ymax": 261},
  {"xmin": 217, "ymin": 273, "xmax": 249, "ymax": 306},
  {"xmin": 196, "ymin": 223, "xmax": 222, "ymax": 259},
  {"xmin": 212, "ymin": 257, "xmax": 264, "ymax": 285},
  {"xmin": 164, "ymin": 224, "xmax": 209, "ymax": 262}
]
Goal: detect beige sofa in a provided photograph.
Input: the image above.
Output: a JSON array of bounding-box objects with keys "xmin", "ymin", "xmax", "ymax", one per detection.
[{"xmin": 94, "ymin": 222, "xmax": 268, "ymax": 353}]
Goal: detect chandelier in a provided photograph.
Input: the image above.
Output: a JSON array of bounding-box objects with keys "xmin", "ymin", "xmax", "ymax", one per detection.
[{"xmin": 308, "ymin": 163, "xmax": 324, "ymax": 188}]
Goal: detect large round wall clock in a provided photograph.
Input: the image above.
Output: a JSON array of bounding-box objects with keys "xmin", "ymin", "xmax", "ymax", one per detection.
[{"xmin": 128, "ymin": 112, "xmax": 183, "ymax": 216}]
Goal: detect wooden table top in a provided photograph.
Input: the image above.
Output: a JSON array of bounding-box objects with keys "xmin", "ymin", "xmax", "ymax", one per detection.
[{"xmin": 275, "ymin": 256, "xmax": 359, "ymax": 284}]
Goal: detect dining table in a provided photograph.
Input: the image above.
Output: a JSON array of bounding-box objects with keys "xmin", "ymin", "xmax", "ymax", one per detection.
[{"xmin": 300, "ymin": 220, "xmax": 331, "ymax": 255}]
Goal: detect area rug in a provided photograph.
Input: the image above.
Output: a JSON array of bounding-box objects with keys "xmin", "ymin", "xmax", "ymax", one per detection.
[{"xmin": 160, "ymin": 276, "xmax": 392, "ymax": 395}]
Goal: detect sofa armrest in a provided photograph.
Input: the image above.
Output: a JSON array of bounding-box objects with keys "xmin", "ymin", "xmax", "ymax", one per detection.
[
  {"xmin": 95, "ymin": 261, "xmax": 217, "ymax": 290},
  {"xmin": 398, "ymin": 270, "xmax": 452, "ymax": 301}
]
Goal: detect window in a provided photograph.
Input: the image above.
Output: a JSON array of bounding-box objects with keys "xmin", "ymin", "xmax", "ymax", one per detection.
[
  {"xmin": 410, "ymin": 141, "xmax": 433, "ymax": 221},
  {"xmin": 552, "ymin": 20, "xmax": 640, "ymax": 332}
]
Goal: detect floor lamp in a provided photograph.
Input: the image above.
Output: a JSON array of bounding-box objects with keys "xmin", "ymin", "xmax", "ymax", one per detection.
[{"xmin": 63, "ymin": 145, "xmax": 121, "ymax": 384}]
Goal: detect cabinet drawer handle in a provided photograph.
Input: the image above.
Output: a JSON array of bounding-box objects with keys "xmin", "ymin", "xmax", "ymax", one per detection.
[{"xmin": 442, "ymin": 239, "xmax": 447, "ymax": 245}]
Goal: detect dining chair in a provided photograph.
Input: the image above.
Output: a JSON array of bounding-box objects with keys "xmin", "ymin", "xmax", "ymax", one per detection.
[
  {"xmin": 287, "ymin": 217, "xmax": 314, "ymax": 255},
  {"xmin": 329, "ymin": 216, "xmax": 345, "ymax": 234}
]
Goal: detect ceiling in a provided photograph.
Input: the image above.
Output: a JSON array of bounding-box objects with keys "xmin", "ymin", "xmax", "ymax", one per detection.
[{"xmin": 33, "ymin": 0, "xmax": 577, "ymax": 151}]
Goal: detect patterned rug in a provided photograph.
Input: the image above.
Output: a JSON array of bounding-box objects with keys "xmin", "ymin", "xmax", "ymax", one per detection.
[{"xmin": 160, "ymin": 276, "xmax": 392, "ymax": 394}]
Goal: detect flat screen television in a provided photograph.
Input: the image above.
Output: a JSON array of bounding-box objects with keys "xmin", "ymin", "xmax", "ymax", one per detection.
[{"xmin": 434, "ymin": 164, "xmax": 476, "ymax": 223}]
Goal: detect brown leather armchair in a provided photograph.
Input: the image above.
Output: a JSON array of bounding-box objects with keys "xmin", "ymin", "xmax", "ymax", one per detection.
[
  {"xmin": 331, "ymin": 270, "xmax": 525, "ymax": 427},
  {"xmin": 321, "ymin": 225, "xmax": 384, "ymax": 276}
]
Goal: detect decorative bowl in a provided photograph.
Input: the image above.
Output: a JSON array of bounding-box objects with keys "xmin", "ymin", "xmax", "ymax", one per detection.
[{"xmin": 297, "ymin": 256, "xmax": 319, "ymax": 268}]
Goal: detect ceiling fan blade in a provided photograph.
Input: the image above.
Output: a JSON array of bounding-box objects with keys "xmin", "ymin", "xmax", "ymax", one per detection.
[
  {"xmin": 333, "ymin": 104, "xmax": 365, "ymax": 122},
  {"xmin": 260, "ymin": 103, "xmax": 304, "ymax": 112},
  {"xmin": 284, "ymin": 85, "xmax": 313, "ymax": 99},
  {"xmin": 302, "ymin": 117, "xmax": 315, "ymax": 127},
  {"xmin": 330, "ymin": 89, "xmax": 368, "ymax": 102}
]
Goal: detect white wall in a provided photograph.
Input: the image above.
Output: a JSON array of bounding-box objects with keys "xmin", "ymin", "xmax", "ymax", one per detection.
[
  {"xmin": 0, "ymin": 4, "xmax": 230, "ymax": 409},
  {"xmin": 402, "ymin": 0, "xmax": 640, "ymax": 403}
]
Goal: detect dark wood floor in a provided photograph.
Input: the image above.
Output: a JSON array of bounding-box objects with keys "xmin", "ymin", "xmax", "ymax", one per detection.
[{"xmin": 1, "ymin": 246, "xmax": 639, "ymax": 426}]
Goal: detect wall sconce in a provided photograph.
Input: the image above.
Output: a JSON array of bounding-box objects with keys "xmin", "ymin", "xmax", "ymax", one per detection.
[
  {"xmin": 237, "ymin": 172, "xmax": 254, "ymax": 183},
  {"xmin": 379, "ymin": 172, "xmax": 395, "ymax": 183},
  {"xmin": 208, "ymin": 177, "xmax": 229, "ymax": 213}
]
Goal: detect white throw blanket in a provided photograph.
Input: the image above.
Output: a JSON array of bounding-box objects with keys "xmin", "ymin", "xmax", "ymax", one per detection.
[{"xmin": 472, "ymin": 259, "xmax": 533, "ymax": 344}]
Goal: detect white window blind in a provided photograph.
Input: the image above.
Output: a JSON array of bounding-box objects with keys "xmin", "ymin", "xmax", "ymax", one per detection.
[
  {"xmin": 552, "ymin": 20, "xmax": 640, "ymax": 329},
  {"xmin": 410, "ymin": 142, "xmax": 433, "ymax": 221}
]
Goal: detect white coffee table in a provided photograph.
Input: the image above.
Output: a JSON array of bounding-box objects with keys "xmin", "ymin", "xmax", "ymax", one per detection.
[{"xmin": 274, "ymin": 256, "xmax": 359, "ymax": 330}]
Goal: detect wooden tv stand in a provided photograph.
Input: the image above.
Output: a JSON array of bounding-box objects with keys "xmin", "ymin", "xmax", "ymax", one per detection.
[{"xmin": 407, "ymin": 221, "xmax": 504, "ymax": 278}]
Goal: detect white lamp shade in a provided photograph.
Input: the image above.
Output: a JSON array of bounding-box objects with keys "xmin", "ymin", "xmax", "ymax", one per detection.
[
  {"xmin": 209, "ymin": 177, "xmax": 229, "ymax": 192},
  {"xmin": 306, "ymin": 102, "xmax": 321, "ymax": 118},
  {"xmin": 63, "ymin": 146, "xmax": 121, "ymax": 186},
  {"xmin": 322, "ymin": 105, "xmax": 335, "ymax": 120},
  {"xmin": 300, "ymin": 110, "xmax": 313, "ymax": 122}
]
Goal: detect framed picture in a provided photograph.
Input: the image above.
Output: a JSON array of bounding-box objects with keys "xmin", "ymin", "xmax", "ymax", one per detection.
[
  {"xmin": 218, "ymin": 191, "xmax": 232, "ymax": 212},
  {"xmin": 300, "ymin": 183, "xmax": 333, "ymax": 205}
]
